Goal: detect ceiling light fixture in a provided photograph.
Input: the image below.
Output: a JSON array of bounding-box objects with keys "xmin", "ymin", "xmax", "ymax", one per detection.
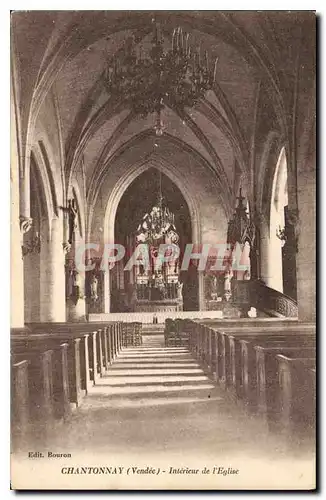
[{"xmin": 105, "ymin": 22, "xmax": 218, "ymax": 135}]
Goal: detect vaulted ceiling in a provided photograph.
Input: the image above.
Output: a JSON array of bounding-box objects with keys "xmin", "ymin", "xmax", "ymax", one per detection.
[{"xmin": 11, "ymin": 11, "xmax": 315, "ymax": 214}]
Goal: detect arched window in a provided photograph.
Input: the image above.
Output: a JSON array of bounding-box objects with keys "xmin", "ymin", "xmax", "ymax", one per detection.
[{"xmin": 268, "ymin": 147, "xmax": 288, "ymax": 293}]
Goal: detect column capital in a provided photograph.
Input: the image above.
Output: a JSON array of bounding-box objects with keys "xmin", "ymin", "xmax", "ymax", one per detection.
[
  {"xmin": 62, "ymin": 241, "xmax": 72, "ymax": 254},
  {"xmin": 19, "ymin": 215, "xmax": 33, "ymax": 234}
]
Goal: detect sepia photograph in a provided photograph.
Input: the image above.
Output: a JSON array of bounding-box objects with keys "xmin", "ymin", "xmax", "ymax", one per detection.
[{"xmin": 10, "ymin": 10, "xmax": 316, "ymax": 490}]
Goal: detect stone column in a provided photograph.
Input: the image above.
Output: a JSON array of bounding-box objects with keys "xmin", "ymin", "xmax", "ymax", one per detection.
[
  {"xmin": 19, "ymin": 166, "xmax": 31, "ymax": 220},
  {"xmin": 23, "ymin": 250, "xmax": 40, "ymax": 322},
  {"xmin": 11, "ymin": 159, "xmax": 25, "ymax": 328},
  {"xmin": 259, "ymin": 217, "xmax": 272, "ymax": 287},
  {"xmin": 66, "ymin": 247, "xmax": 87, "ymax": 322},
  {"xmin": 11, "ymin": 93, "xmax": 26, "ymax": 328},
  {"xmin": 66, "ymin": 278, "xmax": 86, "ymax": 321},
  {"xmin": 259, "ymin": 215, "xmax": 283, "ymax": 292},
  {"xmin": 40, "ymin": 217, "xmax": 66, "ymax": 322},
  {"xmin": 296, "ymin": 152, "xmax": 316, "ymax": 321},
  {"xmin": 103, "ymin": 270, "xmax": 110, "ymax": 313},
  {"xmin": 250, "ymin": 213, "xmax": 262, "ymax": 281},
  {"xmin": 198, "ymin": 270, "xmax": 206, "ymax": 311}
]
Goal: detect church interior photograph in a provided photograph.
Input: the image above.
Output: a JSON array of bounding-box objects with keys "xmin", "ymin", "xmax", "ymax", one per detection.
[{"xmin": 10, "ymin": 10, "xmax": 316, "ymax": 490}]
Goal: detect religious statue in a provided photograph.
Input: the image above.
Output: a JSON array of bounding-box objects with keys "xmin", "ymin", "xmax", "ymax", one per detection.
[
  {"xmin": 224, "ymin": 267, "xmax": 233, "ymax": 302},
  {"xmin": 60, "ymin": 198, "xmax": 78, "ymax": 248},
  {"xmin": 67, "ymin": 268, "xmax": 83, "ymax": 305},
  {"xmin": 177, "ymin": 281, "xmax": 183, "ymax": 301},
  {"xmin": 243, "ymin": 269, "xmax": 251, "ymax": 281},
  {"xmin": 90, "ymin": 274, "xmax": 98, "ymax": 302},
  {"xmin": 211, "ymin": 275, "xmax": 219, "ymax": 300},
  {"xmin": 68, "ymin": 199, "xmax": 78, "ymax": 244}
]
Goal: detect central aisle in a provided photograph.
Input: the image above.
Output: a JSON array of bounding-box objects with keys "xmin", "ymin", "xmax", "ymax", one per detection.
[{"xmin": 26, "ymin": 335, "xmax": 314, "ymax": 489}]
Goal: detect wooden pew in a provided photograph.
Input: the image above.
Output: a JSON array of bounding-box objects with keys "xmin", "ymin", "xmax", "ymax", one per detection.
[
  {"xmin": 51, "ymin": 343, "xmax": 71, "ymax": 419},
  {"xmin": 239, "ymin": 335, "xmax": 315, "ymax": 406},
  {"xmin": 107, "ymin": 325, "xmax": 113, "ymax": 365},
  {"xmin": 180, "ymin": 319, "xmax": 316, "ymax": 437},
  {"xmin": 17, "ymin": 327, "xmax": 107, "ymax": 388},
  {"xmin": 11, "ymin": 348, "xmax": 55, "ymax": 441},
  {"xmin": 191, "ymin": 318, "xmax": 313, "ymax": 329},
  {"xmin": 208, "ymin": 326, "xmax": 314, "ymax": 389},
  {"xmin": 186, "ymin": 320, "xmax": 315, "ymax": 394},
  {"xmin": 24, "ymin": 322, "xmax": 117, "ymax": 383},
  {"xmin": 118, "ymin": 322, "xmax": 123, "ymax": 351},
  {"xmin": 255, "ymin": 345, "xmax": 315, "ymax": 427},
  {"xmin": 276, "ymin": 354, "xmax": 316, "ymax": 437},
  {"xmin": 12, "ymin": 332, "xmax": 90, "ymax": 401},
  {"xmin": 113, "ymin": 324, "xmax": 117, "ymax": 358},
  {"xmin": 96, "ymin": 329, "xmax": 105, "ymax": 378},
  {"xmin": 12, "ymin": 340, "xmax": 73, "ymax": 415},
  {"xmin": 11, "ymin": 359, "xmax": 30, "ymax": 450},
  {"xmin": 229, "ymin": 334, "xmax": 315, "ymax": 399},
  {"xmin": 11, "ymin": 321, "xmax": 124, "ymax": 449}
]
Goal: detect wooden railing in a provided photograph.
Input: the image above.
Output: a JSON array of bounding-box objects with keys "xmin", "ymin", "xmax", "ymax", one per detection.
[{"xmin": 250, "ymin": 280, "xmax": 298, "ymax": 318}]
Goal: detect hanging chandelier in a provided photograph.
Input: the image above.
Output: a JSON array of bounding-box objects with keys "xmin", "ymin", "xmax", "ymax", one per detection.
[
  {"xmin": 136, "ymin": 172, "xmax": 179, "ymax": 245},
  {"xmin": 105, "ymin": 22, "xmax": 218, "ymax": 135}
]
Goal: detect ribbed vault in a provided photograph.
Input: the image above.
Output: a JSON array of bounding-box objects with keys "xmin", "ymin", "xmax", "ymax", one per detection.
[{"xmin": 11, "ymin": 11, "xmax": 315, "ymax": 233}]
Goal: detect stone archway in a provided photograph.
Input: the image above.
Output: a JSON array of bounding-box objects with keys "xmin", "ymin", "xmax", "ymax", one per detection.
[
  {"xmin": 112, "ymin": 167, "xmax": 197, "ymax": 313},
  {"xmin": 101, "ymin": 158, "xmax": 202, "ymax": 313}
]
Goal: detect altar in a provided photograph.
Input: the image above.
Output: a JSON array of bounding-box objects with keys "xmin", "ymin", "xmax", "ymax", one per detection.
[
  {"xmin": 133, "ymin": 184, "xmax": 183, "ymax": 313},
  {"xmin": 135, "ymin": 280, "xmax": 183, "ymax": 312},
  {"xmin": 135, "ymin": 300, "xmax": 182, "ymax": 313}
]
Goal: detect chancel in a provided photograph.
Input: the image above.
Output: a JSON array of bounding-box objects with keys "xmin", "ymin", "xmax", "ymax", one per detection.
[
  {"xmin": 10, "ymin": 11, "xmax": 316, "ymax": 490},
  {"xmin": 123, "ymin": 169, "xmax": 183, "ymax": 312}
]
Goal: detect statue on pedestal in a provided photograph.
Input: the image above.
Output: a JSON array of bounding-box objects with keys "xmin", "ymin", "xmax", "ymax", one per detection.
[
  {"xmin": 177, "ymin": 281, "xmax": 183, "ymax": 301},
  {"xmin": 90, "ymin": 274, "xmax": 98, "ymax": 302},
  {"xmin": 224, "ymin": 267, "xmax": 233, "ymax": 302}
]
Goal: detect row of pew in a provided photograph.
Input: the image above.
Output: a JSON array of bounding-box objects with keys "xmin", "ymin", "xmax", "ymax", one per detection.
[
  {"xmin": 11, "ymin": 321, "xmax": 142, "ymax": 451},
  {"xmin": 166, "ymin": 318, "xmax": 316, "ymax": 440}
]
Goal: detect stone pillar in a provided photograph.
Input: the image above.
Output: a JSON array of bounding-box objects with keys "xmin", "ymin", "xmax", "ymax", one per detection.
[
  {"xmin": 259, "ymin": 218, "xmax": 272, "ymax": 287},
  {"xmin": 250, "ymin": 214, "xmax": 262, "ymax": 281},
  {"xmin": 66, "ymin": 286, "xmax": 86, "ymax": 321},
  {"xmin": 11, "ymin": 160, "xmax": 25, "ymax": 328},
  {"xmin": 11, "ymin": 93, "xmax": 25, "ymax": 328},
  {"xmin": 296, "ymin": 152, "xmax": 316, "ymax": 321},
  {"xmin": 66, "ymin": 253, "xmax": 87, "ymax": 322},
  {"xmin": 40, "ymin": 217, "xmax": 66, "ymax": 322},
  {"xmin": 19, "ymin": 166, "xmax": 31, "ymax": 219},
  {"xmin": 259, "ymin": 216, "xmax": 283, "ymax": 292},
  {"xmin": 24, "ymin": 250, "xmax": 40, "ymax": 322},
  {"xmin": 103, "ymin": 270, "xmax": 110, "ymax": 313},
  {"xmin": 198, "ymin": 271, "xmax": 206, "ymax": 311}
]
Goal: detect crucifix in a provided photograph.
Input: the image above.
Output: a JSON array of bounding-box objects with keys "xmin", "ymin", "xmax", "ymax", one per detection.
[{"xmin": 60, "ymin": 199, "xmax": 78, "ymax": 246}]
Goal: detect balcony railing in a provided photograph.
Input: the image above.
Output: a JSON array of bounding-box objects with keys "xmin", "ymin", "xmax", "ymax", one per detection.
[{"xmin": 250, "ymin": 280, "xmax": 298, "ymax": 318}]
